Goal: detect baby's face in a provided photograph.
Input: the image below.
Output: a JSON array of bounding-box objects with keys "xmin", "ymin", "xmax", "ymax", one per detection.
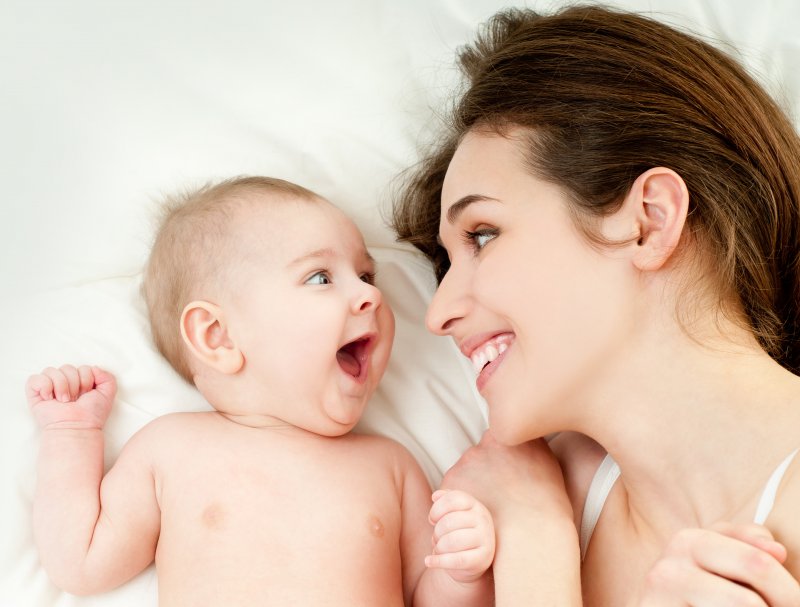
[{"xmin": 220, "ymin": 196, "xmax": 394, "ymax": 436}]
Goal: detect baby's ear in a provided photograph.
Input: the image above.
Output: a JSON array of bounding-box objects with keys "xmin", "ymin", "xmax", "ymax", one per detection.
[{"xmin": 180, "ymin": 301, "xmax": 244, "ymax": 375}]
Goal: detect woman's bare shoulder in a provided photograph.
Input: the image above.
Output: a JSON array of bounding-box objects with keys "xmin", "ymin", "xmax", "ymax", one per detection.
[
  {"xmin": 549, "ymin": 432, "xmax": 608, "ymax": 527},
  {"xmin": 767, "ymin": 453, "xmax": 800, "ymax": 578}
]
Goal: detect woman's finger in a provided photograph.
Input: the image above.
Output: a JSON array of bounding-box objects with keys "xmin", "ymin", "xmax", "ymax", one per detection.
[
  {"xmin": 686, "ymin": 530, "xmax": 800, "ymax": 606},
  {"xmin": 643, "ymin": 554, "xmax": 768, "ymax": 607}
]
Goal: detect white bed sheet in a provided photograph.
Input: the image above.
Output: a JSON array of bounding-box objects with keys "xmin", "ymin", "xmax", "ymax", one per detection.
[{"xmin": 1, "ymin": 0, "xmax": 797, "ymax": 604}]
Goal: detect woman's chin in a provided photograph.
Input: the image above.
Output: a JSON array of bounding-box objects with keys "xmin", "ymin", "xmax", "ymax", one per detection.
[{"xmin": 488, "ymin": 420, "xmax": 529, "ymax": 446}]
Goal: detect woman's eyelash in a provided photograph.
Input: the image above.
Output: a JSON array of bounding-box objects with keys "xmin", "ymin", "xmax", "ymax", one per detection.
[{"xmin": 461, "ymin": 228, "xmax": 498, "ymax": 252}]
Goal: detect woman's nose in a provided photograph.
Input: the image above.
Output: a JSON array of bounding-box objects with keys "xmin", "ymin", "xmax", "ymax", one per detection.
[{"xmin": 425, "ymin": 266, "xmax": 470, "ymax": 335}]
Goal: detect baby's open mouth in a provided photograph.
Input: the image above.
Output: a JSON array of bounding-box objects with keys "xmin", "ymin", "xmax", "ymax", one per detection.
[{"xmin": 336, "ymin": 336, "xmax": 373, "ymax": 382}]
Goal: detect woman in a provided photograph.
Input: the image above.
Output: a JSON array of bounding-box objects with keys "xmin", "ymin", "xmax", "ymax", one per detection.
[{"xmin": 393, "ymin": 5, "xmax": 800, "ymax": 605}]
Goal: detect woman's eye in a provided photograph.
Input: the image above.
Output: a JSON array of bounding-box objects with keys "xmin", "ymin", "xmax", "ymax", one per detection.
[
  {"xmin": 305, "ymin": 271, "xmax": 331, "ymax": 285},
  {"xmin": 463, "ymin": 228, "xmax": 498, "ymax": 252}
]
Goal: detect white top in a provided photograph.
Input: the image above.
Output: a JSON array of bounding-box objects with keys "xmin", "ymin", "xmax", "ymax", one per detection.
[{"xmin": 579, "ymin": 448, "xmax": 800, "ymax": 560}]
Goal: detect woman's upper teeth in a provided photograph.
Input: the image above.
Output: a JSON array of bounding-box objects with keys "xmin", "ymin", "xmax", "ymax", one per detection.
[{"xmin": 470, "ymin": 340, "xmax": 509, "ymax": 373}]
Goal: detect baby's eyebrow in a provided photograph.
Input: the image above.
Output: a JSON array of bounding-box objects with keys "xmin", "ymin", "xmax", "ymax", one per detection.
[
  {"xmin": 287, "ymin": 247, "xmax": 335, "ymax": 267},
  {"xmin": 446, "ymin": 194, "xmax": 499, "ymax": 224},
  {"xmin": 287, "ymin": 247, "xmax": 375, "ymax": 268}
]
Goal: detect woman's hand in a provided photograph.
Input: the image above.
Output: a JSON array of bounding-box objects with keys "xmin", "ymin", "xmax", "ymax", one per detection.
[
  {"xmin": 442, "ymin": 429, "xmax": 582, "ymax": 605},
  {"xmin": 441, "ymin": 429, "xmax": 573, "ymax": 525},
  {"xmin": 639, "ymin": 522, "xmax": 800, "ymax": 606}
]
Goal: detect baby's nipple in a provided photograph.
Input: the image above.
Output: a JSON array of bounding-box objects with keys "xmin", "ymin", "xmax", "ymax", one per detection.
[{"xmin": 367, "ymin": 514, "xmax": 384, "ymax": 538}]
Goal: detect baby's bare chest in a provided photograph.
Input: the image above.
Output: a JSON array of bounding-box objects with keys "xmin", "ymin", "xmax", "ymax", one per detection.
[
  {"xmin": 154, "ymin": 437, "xmax": 404, "ymax": 576},
  {"xmin": 161, "ymin": 441, "xmax": 399, "ymax": 539}
]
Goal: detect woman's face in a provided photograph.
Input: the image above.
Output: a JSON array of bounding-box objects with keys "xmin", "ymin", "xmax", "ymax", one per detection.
[{"xmin": 428, "ymin": 129, "xmax": 635, "ymax": 444}]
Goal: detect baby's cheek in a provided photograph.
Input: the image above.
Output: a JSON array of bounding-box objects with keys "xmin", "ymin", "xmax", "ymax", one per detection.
[
  {"xmin": 380, "ymin": 304, "xmax": 395, "ymax": 341},
  {"xmin": 376, "ymin": 307, "xmax": 395, "ymax": 364}
]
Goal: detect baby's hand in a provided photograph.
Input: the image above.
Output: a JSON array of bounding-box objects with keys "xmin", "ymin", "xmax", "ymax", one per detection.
[
  {"xmin": 26, "ymin": 365, "xmax": 116, "ymax": 430},
  {"xmin": 425, "ymin": 489, "xmax": 496, "ymax": 584}
]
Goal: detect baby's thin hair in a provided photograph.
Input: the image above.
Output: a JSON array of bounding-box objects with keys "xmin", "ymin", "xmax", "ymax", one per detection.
[{"xmin": 142, "ymin": 176, "xmax": 319, "ymax": 383}]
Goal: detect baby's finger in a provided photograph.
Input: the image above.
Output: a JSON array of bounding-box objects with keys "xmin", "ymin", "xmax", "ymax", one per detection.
[
  {"xmin": 25, "ymin": 374, "xmax": 54, "ymax": 404},
  {"xmin": 91, "ymin": 367, "xmax": 117, "ymax": 401},
  {"xmin": 41, "ymin": 367, "xmax": 71, "ymax": 403},
  {"xmin": 429, "ymin": 490, "xmax": 476, "ymax": 523},
  {"xmin": 433, "ymin": 510, "xmax": 477, "ymax": 543},
  {"xmin": 425, "ymin": 547, "xmax": 486, "ymax": 572},
  {"xmin": 59, "ymin": 365, "xmax": 81, "ymax": 401},
  {"xmin": 77, "ymin": 365, "xmax": 95, "ymax": 395},
  {"xmin": 434, "ymin": 528, "xmax": 482, "ymax": 555}
]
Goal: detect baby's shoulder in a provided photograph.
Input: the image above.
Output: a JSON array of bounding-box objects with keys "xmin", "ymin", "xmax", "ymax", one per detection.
[
  {"xmin": 343, "ymin": 433, "xmax": 423, "ymax": 477},
  {"xmin": 345, "ymin": 432, "xmax": 412, "ymax": 459},
  {"xmin": 122, "ymin": 411, "xmax": 213, "ymax": 451}
]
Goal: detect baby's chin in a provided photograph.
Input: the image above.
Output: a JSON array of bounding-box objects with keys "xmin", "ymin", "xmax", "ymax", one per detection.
[{"xmin": 320, "ymin": 393, "xmax": 375, "ymax": 433}]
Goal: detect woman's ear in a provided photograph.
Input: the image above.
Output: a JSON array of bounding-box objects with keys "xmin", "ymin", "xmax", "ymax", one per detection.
[
  {"xmin": 621, "ymin": 167, "xmax": 690, "ymax": 271},
  {"xmin": 180, "ymin": 301, "xmax": 244, "ymax": 375}
]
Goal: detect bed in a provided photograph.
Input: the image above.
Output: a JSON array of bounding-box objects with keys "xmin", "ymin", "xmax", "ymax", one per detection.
[{"xmin": 2, "ymin": 0, "xmax": 798, "ymax": 604}]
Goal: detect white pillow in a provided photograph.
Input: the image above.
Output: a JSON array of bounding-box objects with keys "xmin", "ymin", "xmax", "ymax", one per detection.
[{"xmin": 1, "ymin": 0, "xmax": 797, "ymax": 604}]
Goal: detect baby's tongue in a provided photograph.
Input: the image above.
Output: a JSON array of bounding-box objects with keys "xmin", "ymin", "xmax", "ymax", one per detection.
[{"xmin": 336, "ymin": 349, "xmax": 360, "ymax": 377}]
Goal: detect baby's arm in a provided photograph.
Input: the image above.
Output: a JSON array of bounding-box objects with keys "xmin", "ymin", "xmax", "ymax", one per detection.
[
  {"xmin": 396, "ymin": 450, "xmax": 494, "ymax": 607},
  {"xmin": 26, "ymin": 365, "xmax": 161, "ymax": 595}
]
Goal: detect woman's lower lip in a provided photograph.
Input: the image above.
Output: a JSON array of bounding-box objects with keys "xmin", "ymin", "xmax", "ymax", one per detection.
[{"xmin": 475, "ymin": 345, "xmax": 510, "ymax": 393}]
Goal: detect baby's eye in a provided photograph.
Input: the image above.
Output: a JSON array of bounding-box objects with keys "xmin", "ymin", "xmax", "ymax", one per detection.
[
  {"xmin": 359, "ymin": 271, "xmax": 376, "ymax": 285},
  {"xmin": 305, "ymin": 271, "xmax": 331, "ymax": 285},
  {"xmin": 463, "ymin": 228, "xmax": 498, "ymax": 252}
]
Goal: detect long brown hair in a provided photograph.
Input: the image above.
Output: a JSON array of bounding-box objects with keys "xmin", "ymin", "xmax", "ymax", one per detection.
[{"xmin": 391, "ymin": 5, "xmax": 800, "ymax": 373}]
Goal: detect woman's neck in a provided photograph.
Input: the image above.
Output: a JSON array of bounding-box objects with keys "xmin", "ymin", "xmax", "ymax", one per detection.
[{"xmin": 573, "ymin": 307, "xmax": 800, "ymax": 535}]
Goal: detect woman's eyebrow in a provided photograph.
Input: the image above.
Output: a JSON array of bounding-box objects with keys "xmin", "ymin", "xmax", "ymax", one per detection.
[{"xmin": 446, "ymin": 194, "xmax": 499, "ymax": 223}]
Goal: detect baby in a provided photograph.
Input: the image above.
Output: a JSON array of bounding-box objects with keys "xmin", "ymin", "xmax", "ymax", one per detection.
[{"xmin": 26, "ymin": 176, "xmax": 495, "ymax": 606}]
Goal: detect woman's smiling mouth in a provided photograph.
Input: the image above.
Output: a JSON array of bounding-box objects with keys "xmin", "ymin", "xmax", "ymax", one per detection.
[{"xmin": 460, "ymin": 332, "xmax": 515, "ymax": 392}]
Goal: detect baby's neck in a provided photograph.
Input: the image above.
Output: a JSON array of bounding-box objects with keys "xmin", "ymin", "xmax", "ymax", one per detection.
[{"xmin": 215, "ymin": 411, "xmax": 297, "ymax": 430}]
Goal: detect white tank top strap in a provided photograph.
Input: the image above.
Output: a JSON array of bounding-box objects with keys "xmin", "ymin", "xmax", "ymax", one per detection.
[
  {"xmin": 578, "ymin": 447, "xmax": 798, "ymax": 560},
  {"xmin": 753, "ymin": 447, "xmax": 799, "ymax": 525},
  {"xmin": 579, "ymin": 453, "xmax": 620, "ymax": 560}
]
